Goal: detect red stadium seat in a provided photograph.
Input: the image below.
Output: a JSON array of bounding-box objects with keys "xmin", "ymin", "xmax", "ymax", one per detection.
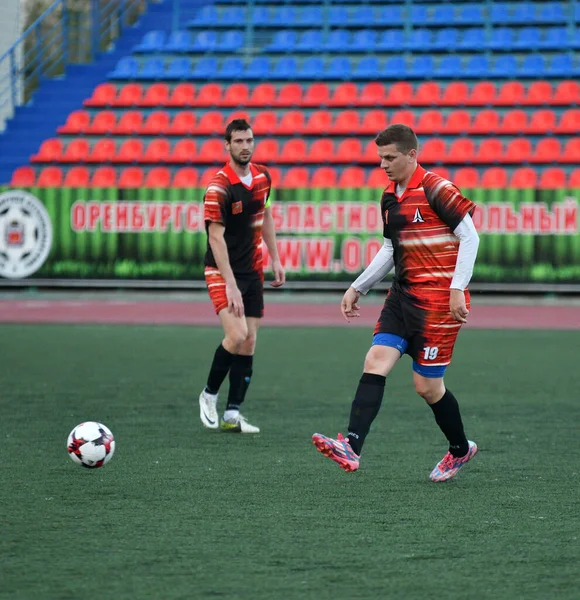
[
  {"xmin": 142, "ymin": 111, "xmax": 171, "ymax": 135},
  {"xmin": 58, "ymin": 110, "xmax": 91, "ymax": 134},
  {"xmin": 200, "ymin": 167, "xmax": 218, "ymax": 187},
  {"xmin": 281, "ymin": 167, "xmax": 309, "ymax": 188},
  {"xmin": 363, "ymin": 139, "xmax": 380, "ymax": 163},
  {"xmin": 303, "ymin": 83, "xmax": 331, "ymax": 107},
  {"xmin": 473, "ymin": 138, "xmax": 503, "ymax": 164},
  {"xmin": 311, "ymin": 167, "xmax": 338, "ymax": 187},
  {"xmin": 168, "ymin": 111, "xmax": 196, "ymax": 135},
  {"xmin": 31, "ymin": 138, "xmax": 63, "ymax": 162},
  {"xmin": 265, "ymin": 166, "xmax": 281, "ymax": 187},
  {"xmin": 527, "ymin": 109, "xmax": 557, "ymax": 134},
  {"xmin": 247, "ymin": 83, "xmax": 277, "ymax": 107},
  {"xmin": 11, "ymin": 166, "xmax": 35, "ymax": 187},
  {"xmin": 471, "ymin": 109, "xmax": 500, "ymax": 134},
  {"xmin": 252, "ymin": 139, "xmax": 279, "ymax": 163},
  {"xmin": 418, "ymin": 138, "xmax": 445, "ymax": 163},
  {"xmin": 227, "ymin": 109, "xmax": 250, "ymax": 122},
  {"xmin": 385, "ymin": 82, "xmax": 413, "ymax": 106},
  {"xmin": 88, "ymin": 139, "xmax": 117, "ymax": 162},
  {"xmin": 87, "ymin": 111, "xmax": 117, "ymax": 134},
  {"xmin": 307, "ymin": 139, "xmax": 335, "ymax": 163},
  {"xmin": 410, "ymin": 82, "xmax": 441, "ymax": 106},
  {"xmin": 443, "ymin": 110, "xmax": 472, "ymax": 134},
  {"xmin": 530, "ymin": 138, "xmax": 561, "ymax": 163},
  {"xmin": 141, "ymin": 83, "xmax": 170, "ymax": 107},
  {"xmin": 279, "ymin": 139, "xmax": 307, "ymax": 163},
  {"xmin": 569, "ymin": 169, "xmax": 580, "ymax": 188},
  {"xmin": 37, "ymin": 166, "xmax": 63, "ymax": 187},
  {"xmin": 252, "ymin": 111, "xmax": 278, "ymax": 135},
  {"xmin": 84, "ymin": 83, "xmax": 117, "ymax": 107},
  {"xmin": 338, "ymin": 166, "xmax": 365, "ymax": 188},
  {"xmin": 328, "ymin": 83, "xmax": 358, "ymax": 107},
  {"xmin": 277, "ymin": 111, "xmax": 305, "ymax": 135},
  {"xmin": 446, "ymin": 139, "xmax": 475, "ymax": 163},
  {"xmin": 333, "ymin": 110, "xmax": 361, "ymax": 135},
  {"xmin": 466, "ymin": 82, "xmax": 496, "ymax": 106},
  {"xmin": 197, "ymin": 139, "xmax": 227, "ymax": 163},
  {"xmin": 194, "ymin": 83, "xmax": 223, "ymax": 107},
  {"xmin": 555, "ymin": 109, "xmax": 580, "ymax": 134},
  {"xmin": 496, "ymin": 82, "xmax": 525, "ymax": 106},
  {"xmin": 430, "ymin": 167, "xmax": 450, "ymax": 180},
  {"xmin": 335, "ymin": 139, "xmax": 363, "ymax": 163},
  {"xmin": 115, "ymin": 111, "xmax": 144, "ymax": 135},
  {"xmin": 522, "ymin": 81, "xmax": 553, "ymax": 106},
  {"xmin": 114, "ymin": 139, "xmax": 144, "ymax": 163},
  {"xmin": 144, "ymin": 167, "xmax": 171, "ymax": 187},
  {"xmin": 510, "ymin": 167, "xmax": 538, "ymax": 188},
  {"xmin": 358, "ymin": 82, "xmax": 386, "ymax": 107},
  {"xmin": 367, "ymin": 169, "xmax": 387, "ymax": 187},
  {"xmin": 196, "ymin": 111, "xmax": 225, "ymax": 135},
  {"xmin": 63, "ymin": 166, "xmax": 90, "ymax": 187},
  {"xmin": 480, "ymin": 167, "xmax": 508, "ymax": 188},
  {"xmin": 440, "ymin": 82, "xmax": 469, "ymax": 107},
  {"xmin": 303, "ymin": 110, "xmax": 333, "ymax": 134},
  {"xmin": 172, "ymin": 167, "xmax": 198, "ymax": 187},
  {"xmin": 539, "ymin": 168, "xmax": 566, "ymax": 189},
  {"xmin": 62, "ymin": 139, "xmax": 90, "ymax": 162},
  {"xmin": 389, "ymin": 110, "xmax": 415, "ymax": 128},
  {"xmin": 504, "ymin": 138, "xmax": 533, "ymax": 163},
  {"xmin": 358, "ymin": 110, "xmax": 387, "ymax": 135},
  {"xmin": 118, "ymin": 167, "xmax": 144, "ymax": 188},
  {"xmin": 500, "ymin": 110, "xmax": 528, "ymax": 135},
  {"xmin": 453, "ymin": 167, "xmax": 479, "ymax": 188},
  {"xmin": 169, "ymin": 139, "xmax": 197, "ymax": 163},
  {"xmin": 552, "ymin": 81, "xmax": 579, "ymax": 106},
  {"xmin": 142, "ymin": 139, "xmax": 171, "ymax": 163},
  {"xmin": 113, "ymin": 83, "xmax": 143, "ymax": 107},
  {"xmin": 91, "ymin": 166, "xmax": 117, "ymax": 187},
  {"xmin": 416, "ymin": 110, "xmax": 444, "ymax": 134},
  {"xmin": 167, "ymin": 83, "xmax": 196, "ymax": 107},
  {"xmin": 274, "ymin": 83, "xmax": 303, "ymax": 107},
  {"xmin": 221, "ymin": 83, "xmax": 250, "ymax": 107},
  {"xmin": 561, "ymin": 139, "xmax": 580, "ymax": 164}
]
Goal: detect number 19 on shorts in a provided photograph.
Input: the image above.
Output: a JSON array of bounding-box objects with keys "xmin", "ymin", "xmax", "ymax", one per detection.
[{"xmin": 423, "ymin": 346, "xmax": 439, "ymax": 360}]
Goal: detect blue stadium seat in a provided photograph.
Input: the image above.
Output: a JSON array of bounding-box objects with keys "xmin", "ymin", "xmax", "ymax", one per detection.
[
  {"xmin": 165, "ymin": 58, "xmax": 192, "ymax": 80},
  {"xmin": 217, "ymin": 57, "xmax": 245, "ymax": 79},
  {"xmin": 404, "ymin": 29, "xmax": 432, "ymax": 51},
  {"xmin": 137, "ymin": 58, "xmax": 165, "ymax": 80},
  {"xmin": 274, "ymin": 57, "xmax": 299, "ymax": 80},
  {"xmin": 466, "ymin": 55, "xmax": 490, "ymax": 78},
  {"xmin": 298, "ymin": 57, "xmax": 325, "ymax": 79},
  {"xmin": 435, "ymin": 56, "xmax": 462, "ymax": 78},
  {"xmin": 491, "ymin": 55, "xmax": 517, "ymax": 78},
  {"xmin": 432, "ymin": 28, "xmax": 458, "ymax": 51},
  {"xmin": 546, "ymin": 54, "xmax": 575, "ymax": 77},
  {"xmin": 350, "ymin": 30, "xmax": 377, "ymax": 52},
  {"xmin": 165, "ymin": 31, "xmax": 191, "ymax": 53},
  {"xmin": 409, "ymin": 55, "xmax": 435, "ymax": 78},
  {"xmin": 243, "ymin": 57, "xmax": 270, "ymax": 80},
  {"xmin": 457, "ymin": 28, "xmax": 485, "ymax": 51},
  {"xmin": 218, "ymin": 6, "xmax": 245, "ymax": 25},
  {"xmin": 326, "ymin": 57, "xmax": 351, "ymax": 80},
  {"xmin": 108, "ymin": 57, "xmax": 139, "ymax": 79},
  {"xmin": 134, "ymin": 30, "xmax": 166, "ymax": 53},
  {"xmin": 576, "ymin": 4, "xmax": 580, "ymax": 22},
  {"xmin": 428, "ymin": 5, "xmax": 454, "ymax": 26},
  {"xmin": 352, "ymin": 56, "xmax": 381, "ymax": 79},
  {"xmin": 191, "ymin": 57, "xmax": 218, "ymax": 80},
  {"xmin": 297, "ymin": 6, "xmax": 322, "ymax": 25},
  {"xmin": 323, "ymin": 29, "xmax": 350, "ymax": 52},
  {"xmin": 351, "ymin": 6, "xmax": 374, "ymax": 26},
  {"xmin": 382, "ymin": 56, "xmax": 407, "ymax": 78},
  {"xmin": 512, "ymin": 3, "xmax": 538, "ymax": 24},
  {"xmin": 296, "ymin": 30, "xmax": 323, "ymax": 52},
  {"xmin": 265, "ymin": 30, "xmax": 297, "ymax": 52},
  {"xmin": 251, "ymin": 6, "xmax": 271, "ymax": 25},
  {"xmin": 456, "ymin": 4, "xmax": 485, "ymax": 25},
  {"xmin": 490, "ymin": 3, "xmax": 509, "ymax": 24},
  {"xmin": 486, "ymin": 28, "xmax": 513, "ymax": 51},
  {"xmin": 328, "ymin": 6, "xmax": 348, "ymax": 26},
  {"xmin": 539, "ymin": 28, "xmax": 569, "ymax": 50},
  {"xmin": 519, "ymin": 54, "xmax": 545, "ymax": 77},
  {"xmin": 377, "ymin": 29, "xmax": 405, "ymax": 51},
  {"xmin": 188, "ymin": 6, "xmax": 218, "ymax": 27},
  {"xmin": 410, "ymin": 5, "xmax": 428, "ymax": 22},
  {"xmin": 273, "ymin": 6, "xmax": 298, "ymax": 25},
  {"xmin": 538, "ymin": 3, "xmax": 566, "ymax": 24},
  {"xmin": 220, "ymin": 31, "xmax": 244, "ymax": 52},
  {"xmin": 192, "ymin": 31, "xmax": 218, "ymax": 52},
  {"xmin": 377, "ymin": 5, "xmax": 404, "ymax": 25},
  {"xmin": 513, "ymin": 28, "xmax": 541, "ymax": 50}
]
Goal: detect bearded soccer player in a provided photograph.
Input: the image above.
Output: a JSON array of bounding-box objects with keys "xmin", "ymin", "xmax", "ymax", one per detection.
[
  {"xmin": 312, "ymin": 124, "xmax": 480, "ymax": 481},
  {"xmin": 199, "ymin": 119, "xmax": 285, "ymax": 433}
]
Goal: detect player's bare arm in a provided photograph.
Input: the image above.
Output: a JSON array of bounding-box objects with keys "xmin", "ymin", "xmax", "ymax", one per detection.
[
  {"xmin": 262, "ymin": 205, "xmax": 285, "ymax": 288},
  {"xmin": 207, "ymin": 222, "xmax": 244, "ymax": 317}
]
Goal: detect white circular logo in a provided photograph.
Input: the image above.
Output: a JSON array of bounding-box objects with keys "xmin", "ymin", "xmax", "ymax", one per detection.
[{"xmin": 0, "ymin": 190, "xmax": 53, "ymax": 279}]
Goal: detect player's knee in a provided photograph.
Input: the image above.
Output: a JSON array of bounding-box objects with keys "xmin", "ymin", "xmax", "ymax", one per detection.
[
  {"xmin": 414, "ymin": 377, "xmax": 444, "ymax": 403},
  {"xmin": 225, "ymin": 328, "xmax": 248, "ymax": 352},
  {"xmin": 240, "ymin": 332, "xmax": 257, "ymax": 354}
]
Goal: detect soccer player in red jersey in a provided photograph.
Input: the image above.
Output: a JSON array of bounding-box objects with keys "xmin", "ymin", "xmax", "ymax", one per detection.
[
  {"xmin": 199, "ymin": 119, "xmax": 285, "ymax": 433},
  {"xmin": 313, "ymin": 124, "xmax": 480, "ymax": 481}
]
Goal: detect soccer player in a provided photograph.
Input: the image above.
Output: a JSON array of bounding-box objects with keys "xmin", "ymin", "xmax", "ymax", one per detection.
[
  {"xmin": 199, "ymin": 119, "xmax": 285, "ymax": 433},
  {"xmin": 312, "ymin": 124, "xmax": 480, "ymax": 481}
]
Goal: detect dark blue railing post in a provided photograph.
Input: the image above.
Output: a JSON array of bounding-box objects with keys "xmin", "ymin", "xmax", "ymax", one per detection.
[
  {"xmin": 90, "ymin": 0, "xmax": 100, "ymax": 60},
  {"xmin": 172, "ymin": 0, "xmax": 180, "ymax": 33}
]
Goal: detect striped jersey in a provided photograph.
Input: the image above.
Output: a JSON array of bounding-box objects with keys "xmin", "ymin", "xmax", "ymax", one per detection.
[
  {"xmin": 381, "ymin": 164, "xmax": 476, "ymax": 299},
  {"xmin": 203, "ymin": 163, "xmax": 272, "ymax": 278}
]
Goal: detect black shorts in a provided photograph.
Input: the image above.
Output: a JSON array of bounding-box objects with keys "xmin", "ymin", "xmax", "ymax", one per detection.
[{"xmin": 205, "ymin": 267, "xmax": 264, "ymax": 318}]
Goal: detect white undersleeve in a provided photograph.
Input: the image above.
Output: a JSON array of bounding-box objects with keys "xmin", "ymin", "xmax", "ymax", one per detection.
[
  {"xmin": 451, "ymin": 213, "xmax": 480, "ymax": 291},
  {"xmin": 352, "ymin": 238, "xmax": 395, "ymax": 295}
]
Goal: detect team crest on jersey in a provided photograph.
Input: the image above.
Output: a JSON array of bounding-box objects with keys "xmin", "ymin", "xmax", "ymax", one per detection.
[
  {"xmin": 232, "ymin": 201, "xmax": 243, "ymax": 215},
  {"xmin": 412, "ymin": 208, "xmax": 425, "ymax": 223}
]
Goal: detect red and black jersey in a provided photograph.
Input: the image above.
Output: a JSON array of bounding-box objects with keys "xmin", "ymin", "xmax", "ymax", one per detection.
[
  {"xmin": 381, "ymin": 164, "xmax": 476, "ymax": 300},
  {"xmin": 203, "ymin": 162, "xmax": 271, "ymax": 278}
]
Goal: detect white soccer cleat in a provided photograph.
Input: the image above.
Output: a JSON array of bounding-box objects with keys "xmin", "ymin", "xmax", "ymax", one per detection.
[
  {"xmin": 199, "ymin": 389, "xmax": 219, "ymax": 429},
  {"xmin": 220, "ymin": 413, "xmax": 260, "ymax": 434}
]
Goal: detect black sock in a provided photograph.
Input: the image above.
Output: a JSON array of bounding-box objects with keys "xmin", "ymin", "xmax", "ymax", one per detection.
[
  {"xmin": 227, "ymin": 354, "xmax": 253, "ymax": 411},
  {"xmin": 346, "ymin": 373, "xmax": 386, "ymax": 456},
  {"xmin": 429, "ymin": 388, "xmax": 469, "ymax": 457},
  {"xmin": 205, "ymin": 344, "xmax": 235, "ymax": 395}
]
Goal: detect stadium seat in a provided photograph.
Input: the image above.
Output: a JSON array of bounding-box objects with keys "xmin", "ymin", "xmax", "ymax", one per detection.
[
  {"xmin": 522, "ymin": 81, "xmax": 553, "ymax": 106},
  {"xmin": 384, "ymin": 82, "xmax": 414, "ymax": 107},
  {"xmin": 465, "ymin": 55, "xmax": 490, "ymax": 79},
  {"xmin": 296, "ymin": 29, "xmax": 323, "ymax": 52},
  {"xmin": 530, "ymin": 138, "xmax": 560, "ymax": 163},
  {"xmin": 416, "ymin": 110, "xmax": 444, "ymax": 134},
  {"xmin": 552, "ymin": 81, "xmax": 580, "ymax": 105},
  {"xmin": 440, "ymin": 82, "xmax": 469, "ymax": 107},
  {"xmin": 302, "ymin": 83, "xmax": 331, "ymax": 107},
  {"xmin": 409, "ymin": 55, "xmax": 435, "ymax": 79},
  {"xmin": 265, "ymin": 30, "xmax": 297, "ymax": 52},
  {"xmin": 165, "ymin": 30, "xmax": 192, "ymax": 53},
  {"xmin": 487, "ymin": 27, "xmax": 514, "ymax": 51},
  {"xmin": 274, "ymin": 57, "xmax": 299, "ymax": 80},
  {"xmin": 453, "ymin": 167, "xmax": 479, "ymax": 188},
  {"xmin": 519, "ymin": 54, "xmax": 545, "ymax": 78},
  {"xmin": 331, "ymin": 110, "xmax": 359, "ymax": 135},
  {"xmin": 352, "ymin": 56, "xmax": 380, "ymax": 80},
  {"xmin": 350, "ymin": 30, "xmax": 377, "ymax": 53},
  {"xmin": 500, "ymin": 110, "xmax": 528, "ymax": 134},
  {"xmin": 221, "ymin": 83, "xmax": 250, "ymax": 107},
  {"xmin": 196, "ymin": 111, "xmax": 225, "ymax": 135},
  {"xmin": 496, "ymin": 82, "xmax": 526, "ymax": 106},
  {"xmin": 446, "ymin": 139, "xmax": 475, "ymax": 164},
  {"xmin": 459, "ymin": 29, "xmax": 486, "ymax": 52},
  {"xmin": 37, "ymin": 166, "xmax": 63, "ymax": 187},
  {"xmin": 63, "ymin": 166, "xmax": 90, "ymax": 187},
  {"xmin": 568, "ymin": 169, "xmax": 580, "ymax": 188},
  {"xmin": 538, "ymin": 168, "xmax": 566, "ymax": 189},
  {"xmin": 307, "ymin": 139, "xmax": 334, "ymax": 163},
  {"xmin": 58, "ymin": 110, "xmax": 90, "ymax": 134},
  {"xmin": 217, "ymin": 32, "xmax": 245, "ymax": 54},
  {"xmin": 192, "ymin": 31, "xmax": 218, "ymax": 53},
  {"xmin": 480, "ymin": 167, "xmax": 508, "ymax": 188},
  {"xmin": 311, "ymin": 167, "xmax": 338, "ymax": 187},
  {"xmin": 335, "ymin": 139, "xmax": 363, "ymax": 163},
  {"xmin": 491, "ymin": 55, "xmax": 517, "ymax": 78},
  {"xmin": 108, "ymin": 57, "xmax": 139, "ymax": 80},
  {"xmin": 363, "ymin": 140, "xmax": 380, "ymax": 163},
  {"xmin": 443, "ymin": 110, "xmax": 472, "ymax": 134},
  {"xmin": 252, "ymin": 111, "xmax": 278, "ymax": 135},
  {"xmin": 432, "ymin": 28, "xmax": 458, "ymax": 51},
  {"xmin": 169, "ymin": 139, "xmax": 197, "ymax": 163},
  {"xmin": 191, "ymin": 57, "xmax": 218, "ymax": 80},
  {"xmin": 282, "ymin": 167, "xmax": 309, "ymax": 188},
  {"xmin": 513, "ymin": 27, "xmax": 541, "ymax": 51},
  {"xmin": 144, "ymin": 167, "xmax": 171, "ymax": 187},
  {"xmin": 561, "ymin": 139, "xmax": 580, "ymax": 164},
  {"xmin": 546, "ymin": 54, "xmax": 574, "ymax": 77},
  {"xmin": 141, "ymin": 83, "xmax": 170, "ymax": 107},
  {"xmin": 409, "ymin": 82, "xmax": 441, "ymax": 107},
  {"xmin": 172, "ymin": 167, "xmax": 198, "ymax": 187},
  {"xmin": 11, "ymin": 166, "xmax": 35, "ymax": 187},
  {"xmin": 358, "ymin": 82, "xmax": 386, "ymax": 107},
  {"xmin": 62, "ymin": 139, "xmax": 90, "ymax": 162},
  {"xmin": 88, "ymin": 139, "xmax": 117, "ymax": 162},
  {"xmin": 134, "ymin": 30, "xmax": 166, "ymax": 53},
  {"xmin": 304, "ymin": 110, "xmax": 333, "ymax": 134},
  {"xmin": 435, "ymin": 56, "xmax": 462, "ymax": 79},
  {"xmin": 115, "ymin": 111, "xmax": 144, "ymax": 135},
  {"xmin": 142, "ymin": 139, "xmax": 171, "ymax": 163},
  {"xmin": 118, "ymin": 167, "xmax": 144, "ymax": 188},
  {"xmin": 84, "ymin": 83, "xmax": 117, "ymax": 107},
  {"xmin": 299, "ymin": 57, "xmax": 326, "ymax": 80},
  {"xmin": 555, "ymin": 109, "xmax": 580, "ymax": 134},
  {"xmin": 274, "ymin": 83, "xmax": 303, "ymax": 107},
  {"xmin": 142, "ymin": 111, "xmax": 171, "ymax": 135},
  {"xmin": 86, "ymin": 111, "xmax": 116, "ymax": 135},
  {"xmin": 243, "ymin": 57, "xmax": 269, "ymax": 80},
  {"xmin": 376, "ymin": 30, "xmax": 405, "ymax": 52},
  {"xmin": 247, "ymin": 83, "xmax": 277, "ymax": 107},
  {"xmin": 382, "ymin": 57, "xmax": 406, "ymax": 80},
  {"xmin": 338, "ymin": 166, "xmax": 365, "ymax": 188},
  {"xmin": 420, "ymin": 139, "xmax": 446, "ymax": 164},
  {"xmin": 91, "ymin": 166, "xmax": 117, "ymax": 187},
  {"xmin": 367, "ymin": 169, "xmax": 387, "ymax": 188},
  {"xmin": 504, "ymin": 138, "xmax": 533, "ymax": 163},
  {"xmin": 113, "ymin": 83, "xmax": 143, "ymax": 107},
  {"xmin": 527, "ymin": 109, "xmax": 557, "ymax": 134},
  {"xmin": 466, "ymin": 82, "xmax": 497, "ymax": 106},
  {"xmin": 473, "ymin": 139, "xmax": 503, "ymax": 164},
  {"xmin": 194, "ymin": 83, "xmax": 222, "ymax": 107},
  {"xmin": 328, "ymin": 83, "xmax": 358, "ymax": 107},
  {"xmin": 167, "ymin": 83, "xmax": 196, "ymax": 106},
  {"xmin": 510, "ymin": 167, "xmax": 538, "ymax": 188},
  {"xmin": 164, "ymin": 58, "xmax": 191, "ymax": 80},
  {"xmin": 389, "ymin": 110, "xmax": 415, "ymax": 128},
  {"xmin": 277, "ymin": 111, "xmax": 305, "ymax": 135},
  {"xmin": 199, "ymin": 167, "xmax": 218, "ymax": 187},
  {"xmin": 198, "ymin": 139, "xmax": 227, "ymax": 163},
  {"xmin": 114, "ymin": 139, "xmax": 144, "ymax": 163},
  {"xmin": 359, "ymin": 110, "xmax": 386, "ymax": 135},
  {"xmin": 31, "ymin": 138, "xmax": 63, "ymax": 162}
]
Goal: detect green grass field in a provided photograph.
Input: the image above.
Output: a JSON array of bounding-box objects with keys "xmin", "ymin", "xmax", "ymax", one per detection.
[{"xmin": 1, "ymin": 324, "xmax": 579, "ymax": 600}]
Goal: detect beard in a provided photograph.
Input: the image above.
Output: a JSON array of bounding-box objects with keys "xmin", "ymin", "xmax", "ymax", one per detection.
[{"xmin": 232, "ymin": 154, "xmax": 251, "ymax": 166}]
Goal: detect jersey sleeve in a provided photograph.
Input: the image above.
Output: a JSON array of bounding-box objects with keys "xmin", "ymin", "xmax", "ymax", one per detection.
[
  {"xmin": 203, "ymin": 180, "xmax": 229, "ymax": 225},
  {"xmin": 423, "ymin": 172, "xmax": 476, "ymax": 232}
]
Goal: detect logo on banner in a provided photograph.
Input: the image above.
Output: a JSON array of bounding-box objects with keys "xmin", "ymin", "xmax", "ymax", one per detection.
[{"xmin": 0, "ymin": 190, "xmax": 53, "ymax": 279}]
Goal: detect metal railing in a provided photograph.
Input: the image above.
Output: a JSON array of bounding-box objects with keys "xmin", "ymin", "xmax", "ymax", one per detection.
[{"xmin": 0, "ymin": 0, "xmax": 149, "ymax": 131}]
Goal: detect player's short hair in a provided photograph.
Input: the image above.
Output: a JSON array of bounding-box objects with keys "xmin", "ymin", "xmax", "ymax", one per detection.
[
  {"xmin": 375, "ymin": 124, "xmax": 418, "ymax": 154},
  {"xmin": 225, "ymin": 119, "xmax": 252, "ymax": 142}
]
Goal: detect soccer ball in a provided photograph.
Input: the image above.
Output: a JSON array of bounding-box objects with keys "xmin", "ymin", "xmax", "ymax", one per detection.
[{"xmin": 67, "ymin": 422, "xmax": 115, "ymax": 468}]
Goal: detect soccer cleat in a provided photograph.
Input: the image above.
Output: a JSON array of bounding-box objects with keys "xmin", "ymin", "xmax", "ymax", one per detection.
[
  {"xmin": 312, "ymin": 432, "xmax": 360, "ymax": 472},
  {"xmin": 219, "ymin": 413, "xmax": 260, "ymax": 433},
  {"xmin": 199, "ymin": 389, "xmax": 219, "ymax": 430},
  {"xmin": 429, "ymin": 440, "xmax": 478, "ymax": 482}
]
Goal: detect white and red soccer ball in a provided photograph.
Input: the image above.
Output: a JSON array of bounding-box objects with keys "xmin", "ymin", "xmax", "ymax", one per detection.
[{"xmin": 67, "ymin": 421, "xmax": 115, "ymax": 468}]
